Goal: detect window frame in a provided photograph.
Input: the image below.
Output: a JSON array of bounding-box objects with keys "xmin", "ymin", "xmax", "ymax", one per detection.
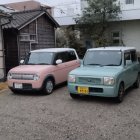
[
  {"xmin": 124, "ymin": 50, "xmax": 137, "ymax": 65},
  {"xmin": 67, "ymin": 51, "xmax": 77, "ymax": 61},
  {"xmin": 111, "ymin": 31, "xmax": 121, "ymax": 46},
  {"xmin": 125, "ymin": 0, "xmax": 134, "ymax": 4}
]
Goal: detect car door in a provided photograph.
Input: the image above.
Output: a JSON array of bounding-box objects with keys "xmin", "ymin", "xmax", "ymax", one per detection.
[
  {"xmin": 123, "ymin": 52, "xmax": 133, "ymax": 88},
  {"xmin": 64, "ymin": 50, "xmax": 80, "ymax": 74},
  {"xmin": 52, "ymin": 52, "xmax": 68, "ymax": 84},
  {"xmin": 130, "ymin": 50, "xmax": 138, "ymax": 83}
]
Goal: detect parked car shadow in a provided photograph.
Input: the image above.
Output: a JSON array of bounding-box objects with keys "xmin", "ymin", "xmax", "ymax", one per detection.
[
  {"xmin": 11, "ymin": 82, "xmax": 67, "ymax": 96},
  {"xmin": 70, "ymin": 86, "xmax": 136, "ymax": 104}
]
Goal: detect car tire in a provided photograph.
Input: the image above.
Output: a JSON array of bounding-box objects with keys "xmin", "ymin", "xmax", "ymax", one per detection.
[
  {"xmin": 116, "ymin": 83, "xmax": 125, "ymax": 103},
  {"xmin": 133, "ymin": 75, "xmax": 139, "ymax": 88},
  {"xmin": 10, "ymin": 89, "xmax": 17, "ymax": 94},
  {"xmin": 70, "ymin": 93, "xmax": 80, "ymax": 99},
  {"xmin": 43, "ymin": 79, "xmax": 54, "ymax": 95}
]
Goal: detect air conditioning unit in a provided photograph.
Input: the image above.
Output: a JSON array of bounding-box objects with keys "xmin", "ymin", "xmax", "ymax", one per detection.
[{"xmin": 19, "ymin": 34, "xmax": 30, "ymax": 42}]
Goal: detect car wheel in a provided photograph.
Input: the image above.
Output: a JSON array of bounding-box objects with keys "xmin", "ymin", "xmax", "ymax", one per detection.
[
  {"xmin": 116, "ymin": 83, "xmax": 125, "ymax": 103},
  {"xmin": 133, "ymin": 75, "xmax": 139, "ymax": 88},
  {"xmin": 70, "ymin": 93, "xmax": 80, "ymax": 99},
  {"xmin": 43, "ymin": 79, "xmax": 54, "ymax": 95}
]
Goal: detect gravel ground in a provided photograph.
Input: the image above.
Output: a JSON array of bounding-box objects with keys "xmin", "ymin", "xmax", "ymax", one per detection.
[{"xmin": 0, "ymin": 85, "xmax": 140, "ymax": 140}]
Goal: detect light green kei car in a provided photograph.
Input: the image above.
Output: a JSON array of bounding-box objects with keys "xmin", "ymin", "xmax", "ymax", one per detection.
[{"xmin": 68, "ymin": 47, "xmax": 140, "ymax": 103}]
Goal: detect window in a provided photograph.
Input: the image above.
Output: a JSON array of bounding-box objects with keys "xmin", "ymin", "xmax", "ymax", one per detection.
[
  {"xmin": 131, "ymin": 50, "xmax": 137, "ymax": 62},
  {"xmin": 19, "ymin": 33, "xmax": 37, "ymax": 42},
  {"xmin": 126, "ymin": 0, "xmax": 134, "ymax": 4},
  {"xmin": 54, "ymin": 51, "xmax": 76, "ymax": 64},
  {"xmin": 67, "ymin": 51, "xmax": 77, "ymax": 61},
  {"xmin": 26, "ymin": 52, "xmax": 54, "ymax": 65},
  {"xmin": 124, "ymin": 52, "xmax": 131, "ymax": 65},
  {"xmin": 111, "ymin": 31, "xmax": 121, "ymax": 46},
  {"xmin": 84, "ymin": 50, "xmax": 122, "ymax": 66},
  {"xmin": 54, "ymin": 52, "xmax": 68, "ymax": 63}
]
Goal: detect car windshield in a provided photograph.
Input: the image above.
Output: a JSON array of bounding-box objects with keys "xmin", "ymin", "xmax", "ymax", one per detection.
[
  {"xmin": 25, "ymin": 52, "xmax": 54, "ymax": 65},
  {"xmin": 84, "ymin": 50, "xmax": 122, "ymax": 66}
]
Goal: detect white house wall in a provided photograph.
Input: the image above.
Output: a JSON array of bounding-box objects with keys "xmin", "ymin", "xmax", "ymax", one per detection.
[
  {"xmin": 81, "ymin": 0, "xmax": 140, "ymax": 21},
  {"xmin": 109, "ymin": 20, "xmax": 140, "ymax": 52},
  {"xmin": 120, "ymin": 0, "xmax": 140, "ymax": 10}
]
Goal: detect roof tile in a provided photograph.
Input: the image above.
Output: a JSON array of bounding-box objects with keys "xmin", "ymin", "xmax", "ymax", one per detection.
[{"xmin": 1, "ymin": 9, "xmax": 59, "ymax": 29}]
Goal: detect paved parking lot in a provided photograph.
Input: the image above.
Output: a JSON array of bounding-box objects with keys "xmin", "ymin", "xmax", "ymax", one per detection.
[{"xmin": 0, "ymin": 85, "xmax": 140, "ymax": 140}]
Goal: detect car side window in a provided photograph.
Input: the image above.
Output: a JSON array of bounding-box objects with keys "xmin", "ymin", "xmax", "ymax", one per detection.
[
  {"xmin": 124, "ymin": 52, "xmax": 131, "ymax": 65},
  {"xmin": 54, "ymin": 52, "xmax": 68, "ymax": 63},
  {"xmin": 131, "ymin": 50, "xmax": 137, "ymax": 62},
  {"xmin": 67, "ymin": 51, "xmax": 77, "ymax": 61}
]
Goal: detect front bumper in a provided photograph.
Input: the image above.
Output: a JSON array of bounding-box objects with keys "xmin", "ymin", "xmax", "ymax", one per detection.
[
  {"xmin": 8, "ymin": 79, "xmax": 43, "ymax": 91},
  {"xmin": 68, "ymin": 83, "xmax": 118, "ymax": 97}
]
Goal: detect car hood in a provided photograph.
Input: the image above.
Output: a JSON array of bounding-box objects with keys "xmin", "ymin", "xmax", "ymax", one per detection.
[
  {"xmin": 9, "ymin": 65, "xmax": 53, "ymax": 74},
  {"xmin": 70, "ymin": 65, "xmax": 123, "ymax": 77}
]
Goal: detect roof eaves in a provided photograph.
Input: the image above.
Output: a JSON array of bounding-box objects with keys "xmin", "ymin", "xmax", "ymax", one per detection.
[{"xmin": 18, "ymin": 11, "xmax": 45, "ymax": 30}]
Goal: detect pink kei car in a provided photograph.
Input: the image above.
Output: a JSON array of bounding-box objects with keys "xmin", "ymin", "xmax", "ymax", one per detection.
[{"xmin": 7, "ymin": 48, "xmax": 80, "ymax": 94}]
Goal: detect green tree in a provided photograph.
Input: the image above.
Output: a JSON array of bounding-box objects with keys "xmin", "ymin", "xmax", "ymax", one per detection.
[
  {"xmin": 76, "ymin": 0, "xmax": 121, "ymax": 47},
  {"xmin": 56, "ymin": 26, "xmax": 86, "ymax": 58}
]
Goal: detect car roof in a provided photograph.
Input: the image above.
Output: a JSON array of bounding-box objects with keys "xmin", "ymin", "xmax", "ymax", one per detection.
[
  {"xmin": 31, "ymin": 48, "xmax": 75, "ymax": 53},
  {"xmin": 88, "ymin": 46, "xmax": 136, "ymax": 52}
]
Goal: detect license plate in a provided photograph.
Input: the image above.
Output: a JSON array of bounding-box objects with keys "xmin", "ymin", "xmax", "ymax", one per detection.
[
  {"xmin": 14, "ymin": 83, "xmax": 23, "ymax": 89},
  {"xmin": 78, "ymin": 87, "xmax": 89, "ymax": 94}
]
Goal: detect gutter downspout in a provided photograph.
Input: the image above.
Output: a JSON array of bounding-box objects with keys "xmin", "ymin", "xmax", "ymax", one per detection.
[{"xmin": 54, "ymin": 28, "xmax": 56, "ymax": 47}]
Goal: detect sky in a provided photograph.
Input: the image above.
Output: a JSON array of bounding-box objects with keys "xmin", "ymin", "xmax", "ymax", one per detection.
[
  {"xmin": 0, "ymin": 0, "xmax": 78, "ymax": 6},
  {"xmin": 0, "ymin": 0, "xmax": 81, "ymax": 17}
]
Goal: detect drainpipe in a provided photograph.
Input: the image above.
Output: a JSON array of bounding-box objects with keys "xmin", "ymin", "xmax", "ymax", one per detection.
[{"xmin": 54, "ymin": 28, "xmax": 56, "ymax": 47}]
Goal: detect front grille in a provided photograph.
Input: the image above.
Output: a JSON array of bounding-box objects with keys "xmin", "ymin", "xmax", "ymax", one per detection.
[
  {"xmin": 22, "ymin": 84, "xmax": 32, "ymax": 90},
  {"xmin": 12, "ymin": 73, "xmax": 34, "ymax": 80},
  {"xmin": 78, "ymin": 77, "xmax": 102, "ymax": 85},
  {"xmin": 89, "ymin": 87, "xmax": 103, "ymax": 93}
]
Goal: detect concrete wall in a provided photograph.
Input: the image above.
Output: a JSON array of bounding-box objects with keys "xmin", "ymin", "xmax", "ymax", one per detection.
[{"xmin": 108, "ymin": 20, "xmax": 140, "ymax": 52}]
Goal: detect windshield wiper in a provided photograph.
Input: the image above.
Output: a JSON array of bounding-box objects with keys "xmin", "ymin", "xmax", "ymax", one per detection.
[
  {"xmin": 37, "ymin": 63, "xmax": 49, "ymax": 65},
  {"xmin": 27, "ymin": 63, "xmax": 36, "ymax": 65},
  {"xmin": 87, "ymin": 63, "xmax": 103, "ymax": 66},
  {"xmin": 104, "ymin": 64, "xmax": 119, "ymax": 66}
]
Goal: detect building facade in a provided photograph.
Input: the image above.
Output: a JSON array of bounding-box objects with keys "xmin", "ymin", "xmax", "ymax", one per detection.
[
  {"xmin": 52, "ymin": 0, "xmax": 81, "ymax": 26},
  {"xmin": 2, "ymin": 9, "xmax": 59, "ymax": 74},
  {"xmin": 81, "ymin": 0, "xmax": 140, "ymax": 52}
]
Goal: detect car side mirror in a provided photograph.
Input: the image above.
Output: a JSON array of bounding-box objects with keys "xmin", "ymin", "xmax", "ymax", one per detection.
[
  {"xmin": 20, "ymin": 60, "xmax": 24, "ymax": 65},
  {"xmin": 56, "ymin": 59, "xmax": 62, "ymax": 65},
  {"xmin": 126, "ymin": 60, "xmax": 132, "ymax": 66}
]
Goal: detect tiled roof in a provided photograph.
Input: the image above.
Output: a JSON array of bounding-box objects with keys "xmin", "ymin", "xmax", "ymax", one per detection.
[{"xmin": 1, "ymin": 9, "xmax": 59, "ymax": 29}]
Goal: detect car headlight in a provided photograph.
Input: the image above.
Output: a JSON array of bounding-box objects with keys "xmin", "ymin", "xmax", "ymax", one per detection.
[
  {"xmin": 7, "ymin": 73, "xmax": 12, "ymax": 80},
  {"xmin": 68, "ymin": 75, "xmax": 76, "ymax": 83},
  {"xmin": 104, "ymin": 77, "xmax": 115, "ymax": 86},
  {"xmin": 33, "ymin": 74, "xmax": 40, "ymax": 81}
]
